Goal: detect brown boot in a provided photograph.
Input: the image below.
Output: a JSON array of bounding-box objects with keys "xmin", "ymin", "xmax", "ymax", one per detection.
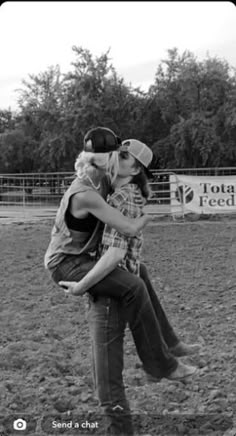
[
  {"xmin": 170, "ymin": 341, "xmax": 202, "ymax": 357},
  {"xmin": 167, "ymin": 360, "xmax": 198, "ymax": 381}
]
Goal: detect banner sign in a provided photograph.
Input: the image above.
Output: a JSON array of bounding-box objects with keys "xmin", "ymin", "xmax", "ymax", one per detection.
[{"xmin": 170, "ymin": 175, "xmax": 236, "ymax": 214}]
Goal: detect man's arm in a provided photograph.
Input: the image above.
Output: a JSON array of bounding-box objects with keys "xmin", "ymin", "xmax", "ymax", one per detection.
[
  {"xmin": 59, "ymin": 246, "xmax": 126, "ymax": 295},
  {"xmin": 72, "ymin": 190, "xmax": 152, "ymax": 237}
]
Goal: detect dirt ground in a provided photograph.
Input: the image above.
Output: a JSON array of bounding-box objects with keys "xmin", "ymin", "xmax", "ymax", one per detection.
[{"xmin": 0, "ymin": 218, "xmax": 236, "ymax": 436}]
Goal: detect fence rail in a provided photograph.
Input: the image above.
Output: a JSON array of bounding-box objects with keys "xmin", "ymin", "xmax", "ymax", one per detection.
[
  {"xmin": 0, "ymin": 172, "xmax": 74, "ymax": 206},
  {"xmin": 1, "ymin": 168, "xmax": 236, "ymax": 217}
]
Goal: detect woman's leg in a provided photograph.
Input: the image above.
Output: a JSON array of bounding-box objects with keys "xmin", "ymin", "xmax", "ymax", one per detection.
[
  {"xmin": 88, "ymin": 267, "xmax": 178, "ymax": 379},
  {"xmin": 139, "ymin": 263, "xmax": 202, "ymax": 357},
  {"xmin": 139, "ymin": 263, "xmax": 179, "ymax": 349},
  {"xmin": 51, "ymin": 256, "xmax": 197, "ymax": 380},
  {"xmin": 51, "ymin": 256, "xmax": 177, "ymax": 379},
  {"xmin": 50, "ymin": 253, "xmax": 96, "ymax": 284}
]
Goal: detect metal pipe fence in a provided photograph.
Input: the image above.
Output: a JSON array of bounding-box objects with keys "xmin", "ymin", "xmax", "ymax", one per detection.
[
  {"xmin": 0, "ymin": 172, "xmax": 74, "ymax": 207},
  {"xmin": 1, "ymin": 168, "xmax": 236, "ymax": 216}
]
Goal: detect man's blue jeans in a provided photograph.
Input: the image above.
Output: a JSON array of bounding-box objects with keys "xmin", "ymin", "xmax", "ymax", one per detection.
[
  {"xmin": 87, "ymin": 296, "xmax": 133, "ymax": 435},
  {"xmin": 50, "ymin": 256, "xmax": 179, "ymax": 435}
]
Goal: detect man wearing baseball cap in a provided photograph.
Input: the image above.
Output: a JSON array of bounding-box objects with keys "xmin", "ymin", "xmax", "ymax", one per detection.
[{"xmin": 119, "ymin": 138, "xmax": 154, "ymax": 177}]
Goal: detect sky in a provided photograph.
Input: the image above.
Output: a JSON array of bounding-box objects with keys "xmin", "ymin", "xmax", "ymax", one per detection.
[{"xmin": 0, "ymin": 1, "xmax": 236, "ymax": 111}]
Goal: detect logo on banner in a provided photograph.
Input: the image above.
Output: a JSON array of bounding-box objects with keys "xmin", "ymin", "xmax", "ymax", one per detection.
[{"xmin": 175, "ymin": 184, "xmax": 194, "ymax": 204}]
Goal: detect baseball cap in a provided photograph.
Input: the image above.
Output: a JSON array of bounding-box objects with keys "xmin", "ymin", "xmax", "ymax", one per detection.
[
  {"xmin": 83, "ymin": 127, "xmax": 122, "ymax": 153},
  {"xmin": 120, "ymin": 139, "xmax": 153, "ymax": 177}
]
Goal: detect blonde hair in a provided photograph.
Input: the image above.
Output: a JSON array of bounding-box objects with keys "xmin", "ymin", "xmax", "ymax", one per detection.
[{"xmin": 74, "ymin": 150, "xmax": 119, "ymax": 184}]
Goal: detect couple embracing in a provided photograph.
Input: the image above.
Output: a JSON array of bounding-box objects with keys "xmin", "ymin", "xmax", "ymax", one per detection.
[{"xmin": 44, "ymin": 127, "xmax": 201, "ymax": 436}]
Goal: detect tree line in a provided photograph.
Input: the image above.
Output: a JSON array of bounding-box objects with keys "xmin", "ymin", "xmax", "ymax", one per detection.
[{"xmin": 0, "ymin": 46, "xmax": 236, "ymax": 173}]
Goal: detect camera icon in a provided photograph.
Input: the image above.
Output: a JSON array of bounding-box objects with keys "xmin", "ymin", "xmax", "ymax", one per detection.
[{"xmin": 13, "ymin": 419, "xmax": 27, "ymax": 431}]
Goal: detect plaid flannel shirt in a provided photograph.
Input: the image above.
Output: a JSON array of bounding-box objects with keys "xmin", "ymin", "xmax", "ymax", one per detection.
[{"xmin": 101, "ymin": 183, "xmax": 146, "ymax": 276}]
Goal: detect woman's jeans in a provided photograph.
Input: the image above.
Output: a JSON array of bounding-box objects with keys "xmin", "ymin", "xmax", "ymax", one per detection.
[{"xmin": 50, "ymin": 256, "xmax": 179, "ymax": 435}]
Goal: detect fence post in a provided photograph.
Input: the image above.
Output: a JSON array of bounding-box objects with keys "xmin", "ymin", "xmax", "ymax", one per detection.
[{"xmin": 22, "ymin": 178, "xmax": 26, "ymax": 208}]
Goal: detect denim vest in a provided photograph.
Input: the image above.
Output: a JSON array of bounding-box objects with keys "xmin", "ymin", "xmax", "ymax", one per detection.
[{"xmin": 44, "ymin": 172, "xmax": 110, "ymax": 270}]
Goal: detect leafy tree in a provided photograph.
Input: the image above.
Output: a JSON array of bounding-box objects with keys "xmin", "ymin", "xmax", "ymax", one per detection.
[
  {"xmin": 0, "ymin": 129, "xmax": 36, "ymax": 173},
  {"xmin": 150, "ymin": 48, "xmax": 236, "ymax": 167},
  {"xmin": 16, "ymin": 65, "xmax": 71, "ymax": 171},
  {"xmin": 1, "ymin": 46, "xmax": 236, "ymax": 172},
  {"xmin": 170, "ymin": 113, "xmax": 222, "ymax": 167},
  {"xmin": 216, "ymin": 82, "xmax": 236, "ymax": 166},
  {"xmin": 0, "ymin": 109, "xmax": 16, "ymax": 133},
  {"xmin": 61, "ymin": 46, "xmax": 146, "ymax": 141}
]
